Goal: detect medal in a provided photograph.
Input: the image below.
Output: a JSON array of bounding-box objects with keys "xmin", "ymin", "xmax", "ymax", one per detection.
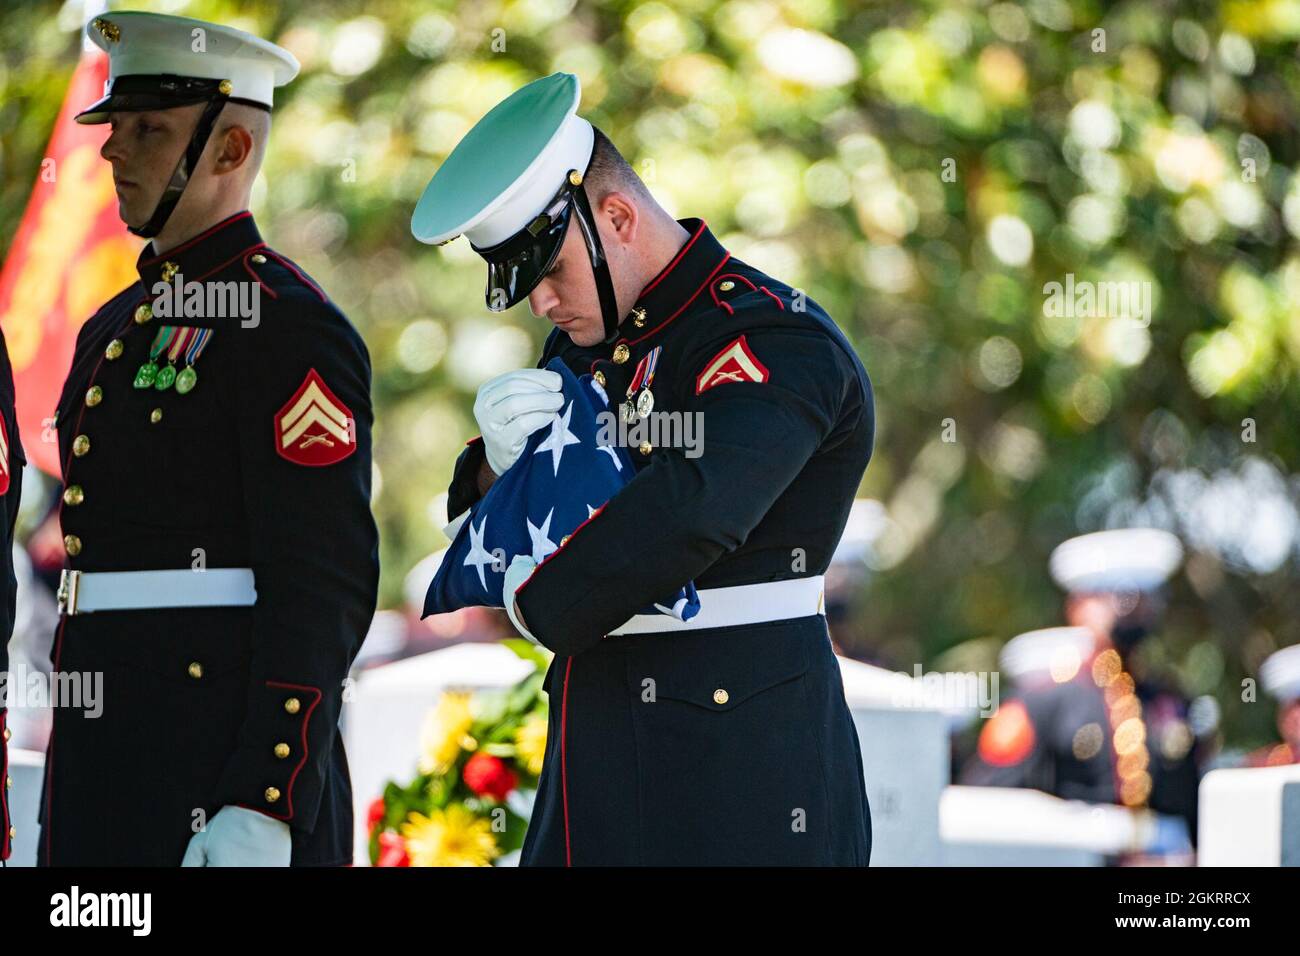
[
  {"xmin": 154, "ymin": 326, "xmax": 203, "ymax": 391},
  {"xmin": 620, "ymin": 400, "xmax": 637, "ymax": 424},
  {"xmin": 174, "ymin": 327, "xmax": 212, "ymax": 395},
  {"xmin": 133, "ymin": 324, "xmax": 176, "ymax": 389},
  {"xmin": 625, "ymin": 346, "xmax": 661, "ymax": 420}
]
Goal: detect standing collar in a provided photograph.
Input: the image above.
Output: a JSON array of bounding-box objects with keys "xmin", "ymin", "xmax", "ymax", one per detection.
[
  {"xmin": 136, "ymin": 210, "xmax": 265, "ymax": 290},
  {"xmin": 621, "ymin": 218, "xmax": 731, "ymax": 344}
]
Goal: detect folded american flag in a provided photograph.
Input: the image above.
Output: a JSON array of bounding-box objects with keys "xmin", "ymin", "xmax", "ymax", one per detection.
[{"xmin": 423, "ymin": 357, "xmax": 701, "ymax": 624}]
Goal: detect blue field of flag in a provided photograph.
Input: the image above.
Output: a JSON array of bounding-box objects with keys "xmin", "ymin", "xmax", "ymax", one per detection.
[{"xmin": 423, "ymin": 358, "xmax": 701, "ymax": 624}]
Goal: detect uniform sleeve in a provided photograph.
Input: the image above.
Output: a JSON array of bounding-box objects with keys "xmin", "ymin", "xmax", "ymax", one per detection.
[
  {"xmin": 210, "ymin": 302, "xmax": 379, "ymax": 834},
  {"xmin": 0, "ymin": 387, "xmax": 22, "ymax": 861},
  {"xmin": 514, "ymin": 326, "xmax": 861, "ymax": 656},
  {"xmin": 446, "ymin": 436, "xmax": 488, "ymax": 522}
]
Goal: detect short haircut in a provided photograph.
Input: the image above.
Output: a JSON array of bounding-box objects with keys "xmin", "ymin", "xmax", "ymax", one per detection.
[{"xmin": 585, "ymin": 124, "xmax": 650, "ymax": 201}]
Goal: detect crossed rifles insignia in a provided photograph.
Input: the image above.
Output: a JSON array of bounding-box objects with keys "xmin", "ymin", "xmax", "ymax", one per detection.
[
  {"xmin": 275, "ymin": 368, "xmax": 356, "ymax": 466},
  {"xmin": 695, "ymin": 334, "xmax": 771, "ymax": 396}
]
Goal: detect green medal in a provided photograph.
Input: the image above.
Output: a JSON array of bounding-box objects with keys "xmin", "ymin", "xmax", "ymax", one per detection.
[
  {"xmin": 133, "ymin": 325, "xmax": 175, "ymax": 389},
  {"xmin": 173, "ymin": 327, "xmax": 212, "ymax": 396},
  {"xmin": 175, "ymin": 365, "xmax": 198, "ymax": 394}
]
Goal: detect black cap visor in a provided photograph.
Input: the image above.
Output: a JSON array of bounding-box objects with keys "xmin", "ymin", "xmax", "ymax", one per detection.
[
  {"xmin": 471, "ymin": 182, "xmax": 577, "ymax": 312},
  {"xmin": 76, "ymin": 74, "xmax": 266, "ymax": 125}
]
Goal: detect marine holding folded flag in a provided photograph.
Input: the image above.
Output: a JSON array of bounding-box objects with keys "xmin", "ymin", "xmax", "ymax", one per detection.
[
  {"xmin": 413, "ymin": 73, "xmax": 875, "ymax": 865},
  {"xmin": 38, "ymin": 12, "xmax": 378, "ymax": 866}
]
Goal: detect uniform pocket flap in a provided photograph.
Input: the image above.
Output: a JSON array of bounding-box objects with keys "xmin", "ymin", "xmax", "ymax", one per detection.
[{"xmin": 632, "ymin": 625, "xmax": 810, "ymax": 712}]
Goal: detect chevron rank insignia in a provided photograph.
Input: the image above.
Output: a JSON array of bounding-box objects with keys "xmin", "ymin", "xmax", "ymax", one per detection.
[
  {"xmin": 695, "ymin": 334, "xmax": 770, "ymax": 395},
  {"xmin": 0, "ymin": 414, "xmax": 9, "ymax": 495},
  {"xmin": 275, "ymin": 368, "xmax": 355, "ymax": 466}
]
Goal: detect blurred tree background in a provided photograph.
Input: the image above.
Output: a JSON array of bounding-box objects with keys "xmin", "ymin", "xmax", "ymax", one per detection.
[{"xmin": 2, "ymin": 0, "xmax": 1298, "ymax": 751}]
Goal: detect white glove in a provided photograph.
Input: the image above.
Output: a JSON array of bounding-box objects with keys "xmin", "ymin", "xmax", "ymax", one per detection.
[
  {"xmin": 474, "ymin": 369, "xmax": 564, "ymax": 477},
  {"xmin": 181, "ymin": 805, "xmax": 292, "ymax": 867},
  {"xmin": 503, "ymin": 555, "xmax": 540, "ymax": 644}
]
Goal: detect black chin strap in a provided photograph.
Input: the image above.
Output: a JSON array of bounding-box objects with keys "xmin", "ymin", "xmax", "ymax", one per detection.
[
  {"xmin": 571, "ymin": 182, "xmax": 622, "ymax": 343},
  {"xmin": 130, "ymin": 94, "xmax": 230, "ymax": 239}
]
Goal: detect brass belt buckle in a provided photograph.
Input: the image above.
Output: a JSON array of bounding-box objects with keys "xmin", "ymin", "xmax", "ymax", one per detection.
[{"xmin": 56, "ymin": 569, "xmax": 81, "ymax": 616}]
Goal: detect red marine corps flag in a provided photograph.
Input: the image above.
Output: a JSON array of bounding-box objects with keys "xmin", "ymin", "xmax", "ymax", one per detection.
[{"xmin": 0, "ymin": 28, "xmax": 140, "ymax": 476}]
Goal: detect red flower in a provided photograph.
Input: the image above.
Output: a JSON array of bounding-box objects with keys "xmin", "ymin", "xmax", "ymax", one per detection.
[
  {"xmin": 462, "ymin": 752, "xmax": 518, "ymax": 801},
  {"xmin": 367, "ymin": 797, "xmax": 386, "ymax": 833},
  {"xmin": 376, "ymin": 832, "xmax": 410, "ymax": 867}
]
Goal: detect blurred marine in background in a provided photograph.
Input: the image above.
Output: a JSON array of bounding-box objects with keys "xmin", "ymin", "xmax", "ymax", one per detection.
[
  {"xmin": 413, "ymin": 73, "xmax": 875, "ymax": 865},
  {"xmin": 961, "ymin": 529, "xmax": 1204, "ymax": 845},
  {"xmin": 1244, "ymin": 645, "xmax": 1300, "ymax": 767},
  {"xmin": 38, "ymin": 12, "xmax": 378, "ymax": 867}
]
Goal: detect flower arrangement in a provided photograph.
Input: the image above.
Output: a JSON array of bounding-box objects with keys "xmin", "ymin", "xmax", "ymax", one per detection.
[{"xmin": 368, "ymin": 640, "xmax": 550, "ymax": 866}]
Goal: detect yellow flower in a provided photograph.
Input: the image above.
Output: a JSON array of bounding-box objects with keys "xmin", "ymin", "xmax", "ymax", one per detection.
[
  {"xmin": 418, "ymin": 691, "xmax": 474, "ymax": 775},
  {"xmin": 401, "ymin": 806, "xmax": 500, "ymax": 867},
  {"xmin": 515, "ymin": 712, "xmax": 548, "ymax": 777}
]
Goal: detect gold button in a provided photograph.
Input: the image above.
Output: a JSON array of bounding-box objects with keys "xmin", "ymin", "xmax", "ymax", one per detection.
[
  {"xmin": 105, "ymin": 339, "xmax": 124, "ymax": 360},
  {"xmin": 219, "ymin": 79, "xmax": 233, "ymax": 95},
  {"xmin": 187, "ymin": 662, "xmax": 203, "ymax": 679},
  {"xmin": 63, "ymin": 534, "xmax": 81, "ymax": 556},
  {"xmin": 560, "ymin": 534, "xmax": 572, "ymax": 546},
  {"xmin": 568, "ymin": 169, "xmax": 583, "ymax": 186},
  {"xmin": 612, "ymin": 343, "xmax": 630, "ymax": 364},
  {"xmin": 713, "ymin": 688, "xmax": 729, "ymax": 705},
  {"xmin": 85, "ymin": 385, "xmax": 103, "ymax": 407},
  {"xmin": 72, "ymin": 434, "xmax": 90, "ymax": 457},
  {"xmin": 593, "ymin": 371, "xmax": 606, "ymax": 387},
  {"xmin": 264, "ymin": 787, "xmax": 281, "ymax": 804},
  {"xmin": 638, "ymin": 441, "xmax": 653, "ymax": 455},
  {"xmin": 2, "ymin": 726, "xmax": 10, "ymax": 742},
  {"xmin": 284, "ymin": 697, "xmax": 301, "ymax": 715},
  {"xmin": 134, "ymin": 303, "xmax": 152, "ymax": 324},
  {"xmin": 160, "ymin": 261, "xmax": 179, "ymax": 282},
  {"xmin": 719, "ymin": 280, "xmax": 735, "ymax": 292},
  {"xmin": 7, "ymin": 825, "xmax": 13, "ymax": 839},
  {"xmin": 250, "ymin": 253, "xmax": 267, "ymax": 264},
  {"xmin": 4, "ymin": 776, "xmax": 10, "ymax": 789},
  {"xmin": 632, "ymin": 308, "xmax": 647, "ymax": 328},
  {"xmin": 62, "ymin": 485, "xmax": 84, "ymax": 506},
  {"xmin": 150, "ymin": 408, "xmax": 163, "ymax": 424},
  {"xmin": 274, "ymin": 743, "xmax": 290, "ymax": 759}
]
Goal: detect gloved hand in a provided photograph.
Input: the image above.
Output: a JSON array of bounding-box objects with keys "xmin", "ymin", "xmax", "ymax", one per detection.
[
  {"xmin": 503, "ymin": 555, "xmax": 540, "ymax": 644},
  {"xmin": 181, "ymin": 805, "xmax": 292, "ymax": 867},
  {"xmin": 474, "ymin": 368, "xmax": 564, "ymax": 476}
]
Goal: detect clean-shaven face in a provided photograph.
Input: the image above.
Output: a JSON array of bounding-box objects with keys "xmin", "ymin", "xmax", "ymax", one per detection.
[{"xmin": 100, "ymin": 104, "xmax": 203, "ymax": 229}]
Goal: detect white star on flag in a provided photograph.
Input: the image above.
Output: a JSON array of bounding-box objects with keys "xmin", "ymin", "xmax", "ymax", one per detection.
[
  {"xmin": 534, "ymin": 399, "xmax": 581, "ymax": 475},
  {"xmin": 597, "ymin": 440, "xmax": 622, "ymax": 471},
  {"xmin": 527, "ymin": 508, "xmax": 559, "ymax": 563},
  {"xmin": 463, "ymin": 514, "xmax": 497, "ymax": 592}
]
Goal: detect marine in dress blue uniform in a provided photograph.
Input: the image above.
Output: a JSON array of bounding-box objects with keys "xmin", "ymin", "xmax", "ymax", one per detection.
[
  {"xmin": 960, "ymin": 529, "xmax": 1203, "ymax": 844},
  {"xmin": 1241, "ymin": 646, "xmax": 1300, "ymax": 767},
  {"xmin": 414, "ymin": 73, "xmax": 874, "ymax": 865},
  {"xmin": 37, "ymin": 12, "xmax": 378, "ymax": 866},
  {"xmin": 0, "ymin": 328, "xmax": 25, "ymax": 863}
]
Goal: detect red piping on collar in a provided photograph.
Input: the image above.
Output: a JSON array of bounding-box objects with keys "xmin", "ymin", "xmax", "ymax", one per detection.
[
  {"xmin": 140, "ymin": 210, "xmax": 253, "ymax": 265},
  {"xmin": 638, "ymin": 220, "xmax": 707, "ymax": 297},
  {"xmin": 626, "ymin": 253, "xmax": 731, "ymax": 347}
]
